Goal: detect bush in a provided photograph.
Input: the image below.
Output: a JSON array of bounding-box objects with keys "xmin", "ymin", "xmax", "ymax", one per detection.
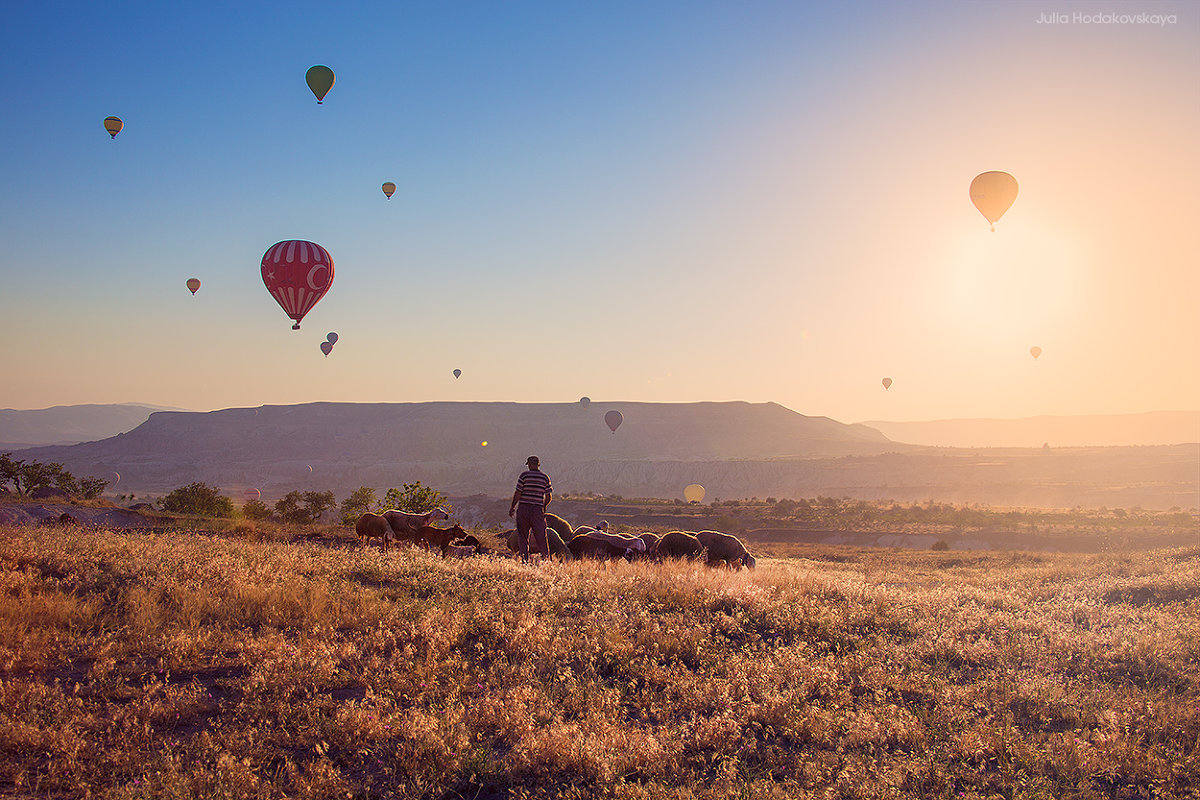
[
  {"xmin": 159, "ymin": 482, "xmax": 235, "ymax": 518},
  {"xmin": 932, "ymin": 539, "xmax": 950, "ymax": 551},
  {"xmin": 242, "ymin": 499, "xmax": 271, "ymax": 520},
  {"xmin": 340, "ymin": 486, "xmax": 377, "ymax": 525},
  {"xmin": 380, "ymin": 482, "xmax": 448, "ymax": 515}
]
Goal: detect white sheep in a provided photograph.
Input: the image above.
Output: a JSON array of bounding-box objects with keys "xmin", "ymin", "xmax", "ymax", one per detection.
[{"xmin": 381, "ymin": 507, "xmax": 450, "ymax": 544}]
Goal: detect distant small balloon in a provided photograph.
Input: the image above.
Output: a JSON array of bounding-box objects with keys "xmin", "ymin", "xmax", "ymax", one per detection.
[
  {"xmin": 684, "ymin": 484, "xmax": 705, "ymax": 503},
  {"xmin": 453, "ymin": 368, "xmax": 462, "ymax": 379},
  {"xmin": 186, "ymin": 278, "xmax": 201, "ymax": 295},
  {"xmin": 605, "ymin": 410, "xmax": 623, "ymax": 433},
  {"xmin": 111, "ymin": 471, "xmax": 121, "ymax": 487},
  {"xmin": 103, "ymin": 116, "xmax": 123, "ymax": 139},
  {"xmin": 308, "ymin": 465, "xmax": 313, "ymax": 473},
  {"xmin": 320, "ymin": 341, "xmax": 333, "ymax": 357},
  {"xmin": 306, "ymin": 65, "xmax": 335, "ymax": 103},
  {"xmin": 326, "ymin": 332, "xmax": 338, "ymax": 344},
  {"xmin": 1030, "ymin": 346, "xmax": 1042, "ymax": 360},
  {"xmin": 882, "ymin": 377, "xmax": 893, "ymax": 390},
  {"xmin": 580, "ymin": 397, "xmax": 591, "ymax": 408},
  {"xmin": 244, "ymin": 488, "xmax": 261, "ymax": 501},
  {"xmin": 481, "ymin": 441, "xmax": 488, "ymax": 447},
  {"xmin": 382, "ymin": 181, "xmax": 396, "ymax": 199}
]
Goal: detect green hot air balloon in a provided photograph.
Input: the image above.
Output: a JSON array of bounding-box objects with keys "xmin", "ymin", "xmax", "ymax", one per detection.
[{"xmin": 306, "ymin": 65, "xmax": 335, "ymax": 104}]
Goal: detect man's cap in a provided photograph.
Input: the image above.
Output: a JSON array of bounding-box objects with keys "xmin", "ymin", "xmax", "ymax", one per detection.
[{"xmin": 525, "ymin": 455, "xmax": 540, "ymax": 465}]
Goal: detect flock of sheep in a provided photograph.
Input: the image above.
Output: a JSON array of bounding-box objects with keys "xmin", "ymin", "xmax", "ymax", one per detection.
[{"xmin": 354, "ymin": 508, "xmax": 756, "ymax": 569}]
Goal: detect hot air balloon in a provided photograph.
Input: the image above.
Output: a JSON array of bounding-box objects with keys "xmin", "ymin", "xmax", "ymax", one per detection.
[
  {"xmin": 326, "ymin": 332, "xmax": 338, "ymax": 344},
  {"xmin": 605, "ymin": 410, "xmax": 623, "ymax": 433},
  {"xmin": 261, "ymin": 240, "xmax": 334, "ymax": 329},
  {"xmin": 244, "ymin": 488, "xmax": 261, "ymax": 501},
  {"xmin": 969, "ymin": 171, "xmax": 1018, "ymax": 231},
  {"xmin": 103, "ymin": 116, "xmax": 123, "ymax": 139},
  {"xmin": 882, "ymin": 377, "xmax": 893, "ymax": 390},
  {"xmin": 1030, "ymin": 346, "xmax": 1042, "ymax": 360},
  {"xmin": 320, "ymin": 341, "xmax": 333, "ymax": 357},
  {"xmin": 453, "ymin": 369, "xmax": 462, "ymax": 379},
  {"xmin": 306, "ymin": 65, "xmax": 335, "ymax": 103},
  {"xmin": 111, "ymin": 471, "xmax": 121, "ymax": 488},
  {"xmin": 684, "ymin": 484, "xmax": 705, "ymax": 504},
  {"xmin": 186, "ymin": 278, "xmax": 201, "ymax": 295},
  {"xmin": 382, "ymin": 181, "xmax": 396, "ymax": 199},
  {"xmin": 580, "ymin": 397, "xmax": 591, "ymax": 408}
]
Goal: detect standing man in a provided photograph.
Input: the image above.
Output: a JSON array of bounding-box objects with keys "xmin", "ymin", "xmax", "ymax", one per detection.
[{"xmin": 509, "ymin": 455, "xmax": 552, "ymax": 562}]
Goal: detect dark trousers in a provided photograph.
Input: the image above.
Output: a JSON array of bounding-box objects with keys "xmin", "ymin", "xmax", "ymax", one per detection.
[{"xmin": 515, "ymin": 503, "xmax": 549, "ymax": 560}]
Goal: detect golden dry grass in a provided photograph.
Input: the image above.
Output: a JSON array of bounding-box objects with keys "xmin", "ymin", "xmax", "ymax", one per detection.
[{"xmin": 1, "ymin": 523, "xmax": 1198, "ymax": 799}]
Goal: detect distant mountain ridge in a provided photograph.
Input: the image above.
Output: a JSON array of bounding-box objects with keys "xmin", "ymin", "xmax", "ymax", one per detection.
[
  {"xmin": 0, "ymin": 403, "xmax": 178, "ymax": 450},
  {"xmin": 861, "ymin": 411, "xmax": 1200, "ymax": 448},
  {"xmin": 13, "ymin": 402, "xmax": 1198, "ymax": 510},
  {"xmin": 20, "ymin": 400, "xmax": 901, "ymax": 493}
]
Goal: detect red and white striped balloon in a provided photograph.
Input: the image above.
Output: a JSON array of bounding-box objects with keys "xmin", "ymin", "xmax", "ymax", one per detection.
[{"xmin": 261, "ymin": 240, "xmax": 335, "ymax": 330}]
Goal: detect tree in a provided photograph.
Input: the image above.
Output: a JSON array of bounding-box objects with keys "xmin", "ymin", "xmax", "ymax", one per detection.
[
  {"xmin": 340, "ymin": 486, "xmax": 377, "ymax": 525},
  {"xmin": 301, "ymin": 491, "xmax": 336, "ymax": 523},
  {"xmin": 242, "ymin": 499, "xmax": 271, "ymax": 520},
  {"xmin": 160, "ymin": 482, "xmax": 235, "ymax": 517},
  {"xmin": 0, "ymin": 453, "xmax": 108, "ymax": 498},
  {"xmin": 273, "ymin": 490, "xmax": 336, "ymax": 524},
  {"xmin": 77, "ymin": 477, "xmax": 107, "ymax": 500},
  {"xmin": 273, "ymin": 491, "xmax": 306, "ymax": 524},
  {"xmin": 380, "ymin": 482, "xmax": 448, "ymax": 515}
]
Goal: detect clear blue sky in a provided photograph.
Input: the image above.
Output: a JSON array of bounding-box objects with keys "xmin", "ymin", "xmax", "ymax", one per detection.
[{"xmin": 2, "ymin": 0, "xmax": 1197, "ymax": 423}]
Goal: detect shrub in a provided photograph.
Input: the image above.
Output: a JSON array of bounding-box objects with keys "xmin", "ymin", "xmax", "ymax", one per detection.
[
  {"xmin": 932, "ymin": 539, "xmax": 950, "ymax": 551},
  {"xmin": 242, "ymin": 499, "xmax": 271, "ymax": 520},
  {"xmin": 159, "ymin": 482, "xmax": 235, "ymax": 517},
  {"xmin": 380, "ymin": 482, "xmax": 448, "ymax": 515},
  {"xmin": 340, "ymin": 486, "xmax": 377, "ymax": 525}
]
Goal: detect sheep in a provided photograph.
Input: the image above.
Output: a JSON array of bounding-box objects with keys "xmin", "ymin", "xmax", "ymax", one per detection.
[
  {"xmin": 545, "ymin": 512, "xmax": 574, "ymax": 542},
  {"xmin": 445, "ymin": 544, "xmax": 476, "ymax": 559},
  {"xmin": 450, "ymin": 534, "xmax": 485, "ymax": 554},
  {"xmin": 414, "ymin": 523, "xmax": 468, "ymax": 557},
  {"xmin": 497, "ymin": 527, "xmax": 572, "ymax": 560},
  {"xmin": 580, "ymin": 529, "xmax": 648, "ymax": 559},
  {"xmin": 638, "ymin": 532, "xmax": 661, "ymax": 553},
  {"xmin": 567, "ymin": 532, "xmax": 629, "ymax": 561},
  {"xmin": 381, "ymin": 506, "xmax": 450, "ymax": 544},
  {"xmin": 355, "ymin": 512, "xmax": 395, "ymax": 550},
  {"xmin": 654, "ymin": 531, "xmax": 706, "ymax": 561},
  {"xmin": 695, "ymin": 530, "xmax": 756, "ymax": 569}
]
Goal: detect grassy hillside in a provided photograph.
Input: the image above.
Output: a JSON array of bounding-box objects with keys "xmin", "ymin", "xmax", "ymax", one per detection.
[{"xmin": 1, "ymin": 523, "xmax": 1198, "ymax": 799}]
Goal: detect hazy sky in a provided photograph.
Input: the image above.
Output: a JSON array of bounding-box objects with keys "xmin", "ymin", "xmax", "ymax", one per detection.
[{"xmin": 2, "ymin": 0, "xmax": 1197, "ymax": 424}]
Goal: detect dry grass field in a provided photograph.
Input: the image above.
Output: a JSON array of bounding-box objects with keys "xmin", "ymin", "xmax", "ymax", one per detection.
[{"xmin": 1, "ymin": 522, "xmax": 1198, "ymax": 799}]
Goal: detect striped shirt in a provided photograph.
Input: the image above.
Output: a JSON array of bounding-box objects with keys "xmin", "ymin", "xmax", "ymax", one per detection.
[{"xmin": 515, "ymin": 469, "xmax": 552, "ymax": 507}]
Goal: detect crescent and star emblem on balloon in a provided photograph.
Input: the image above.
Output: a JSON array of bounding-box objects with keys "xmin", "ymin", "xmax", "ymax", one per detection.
[{"xmin": 261, "ymin": 240, "xmax": 335, "ymax": 330}]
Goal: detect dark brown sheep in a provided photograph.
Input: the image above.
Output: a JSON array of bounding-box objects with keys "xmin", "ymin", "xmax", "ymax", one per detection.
[
  {"xmin": 654, "ymin": 531, "xmax": 705, "ymax": 561},
  {"xmin": 638, "ymin": 532, "xmax": 661, "ymax": 553},
  {"xmin": 567, "ymin": 532, "xmax": 630, "ymax": 560},
  {"xmin": 415, "ymin": 523, "xmax": 469, "ymax": 556},
  {"xmin": 355, "ymin": 512, "xmax": 394, "ymax": 550},
  {"xmin": 695, "ymin": 530, "xmax": 756, "ymax": 569}
]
